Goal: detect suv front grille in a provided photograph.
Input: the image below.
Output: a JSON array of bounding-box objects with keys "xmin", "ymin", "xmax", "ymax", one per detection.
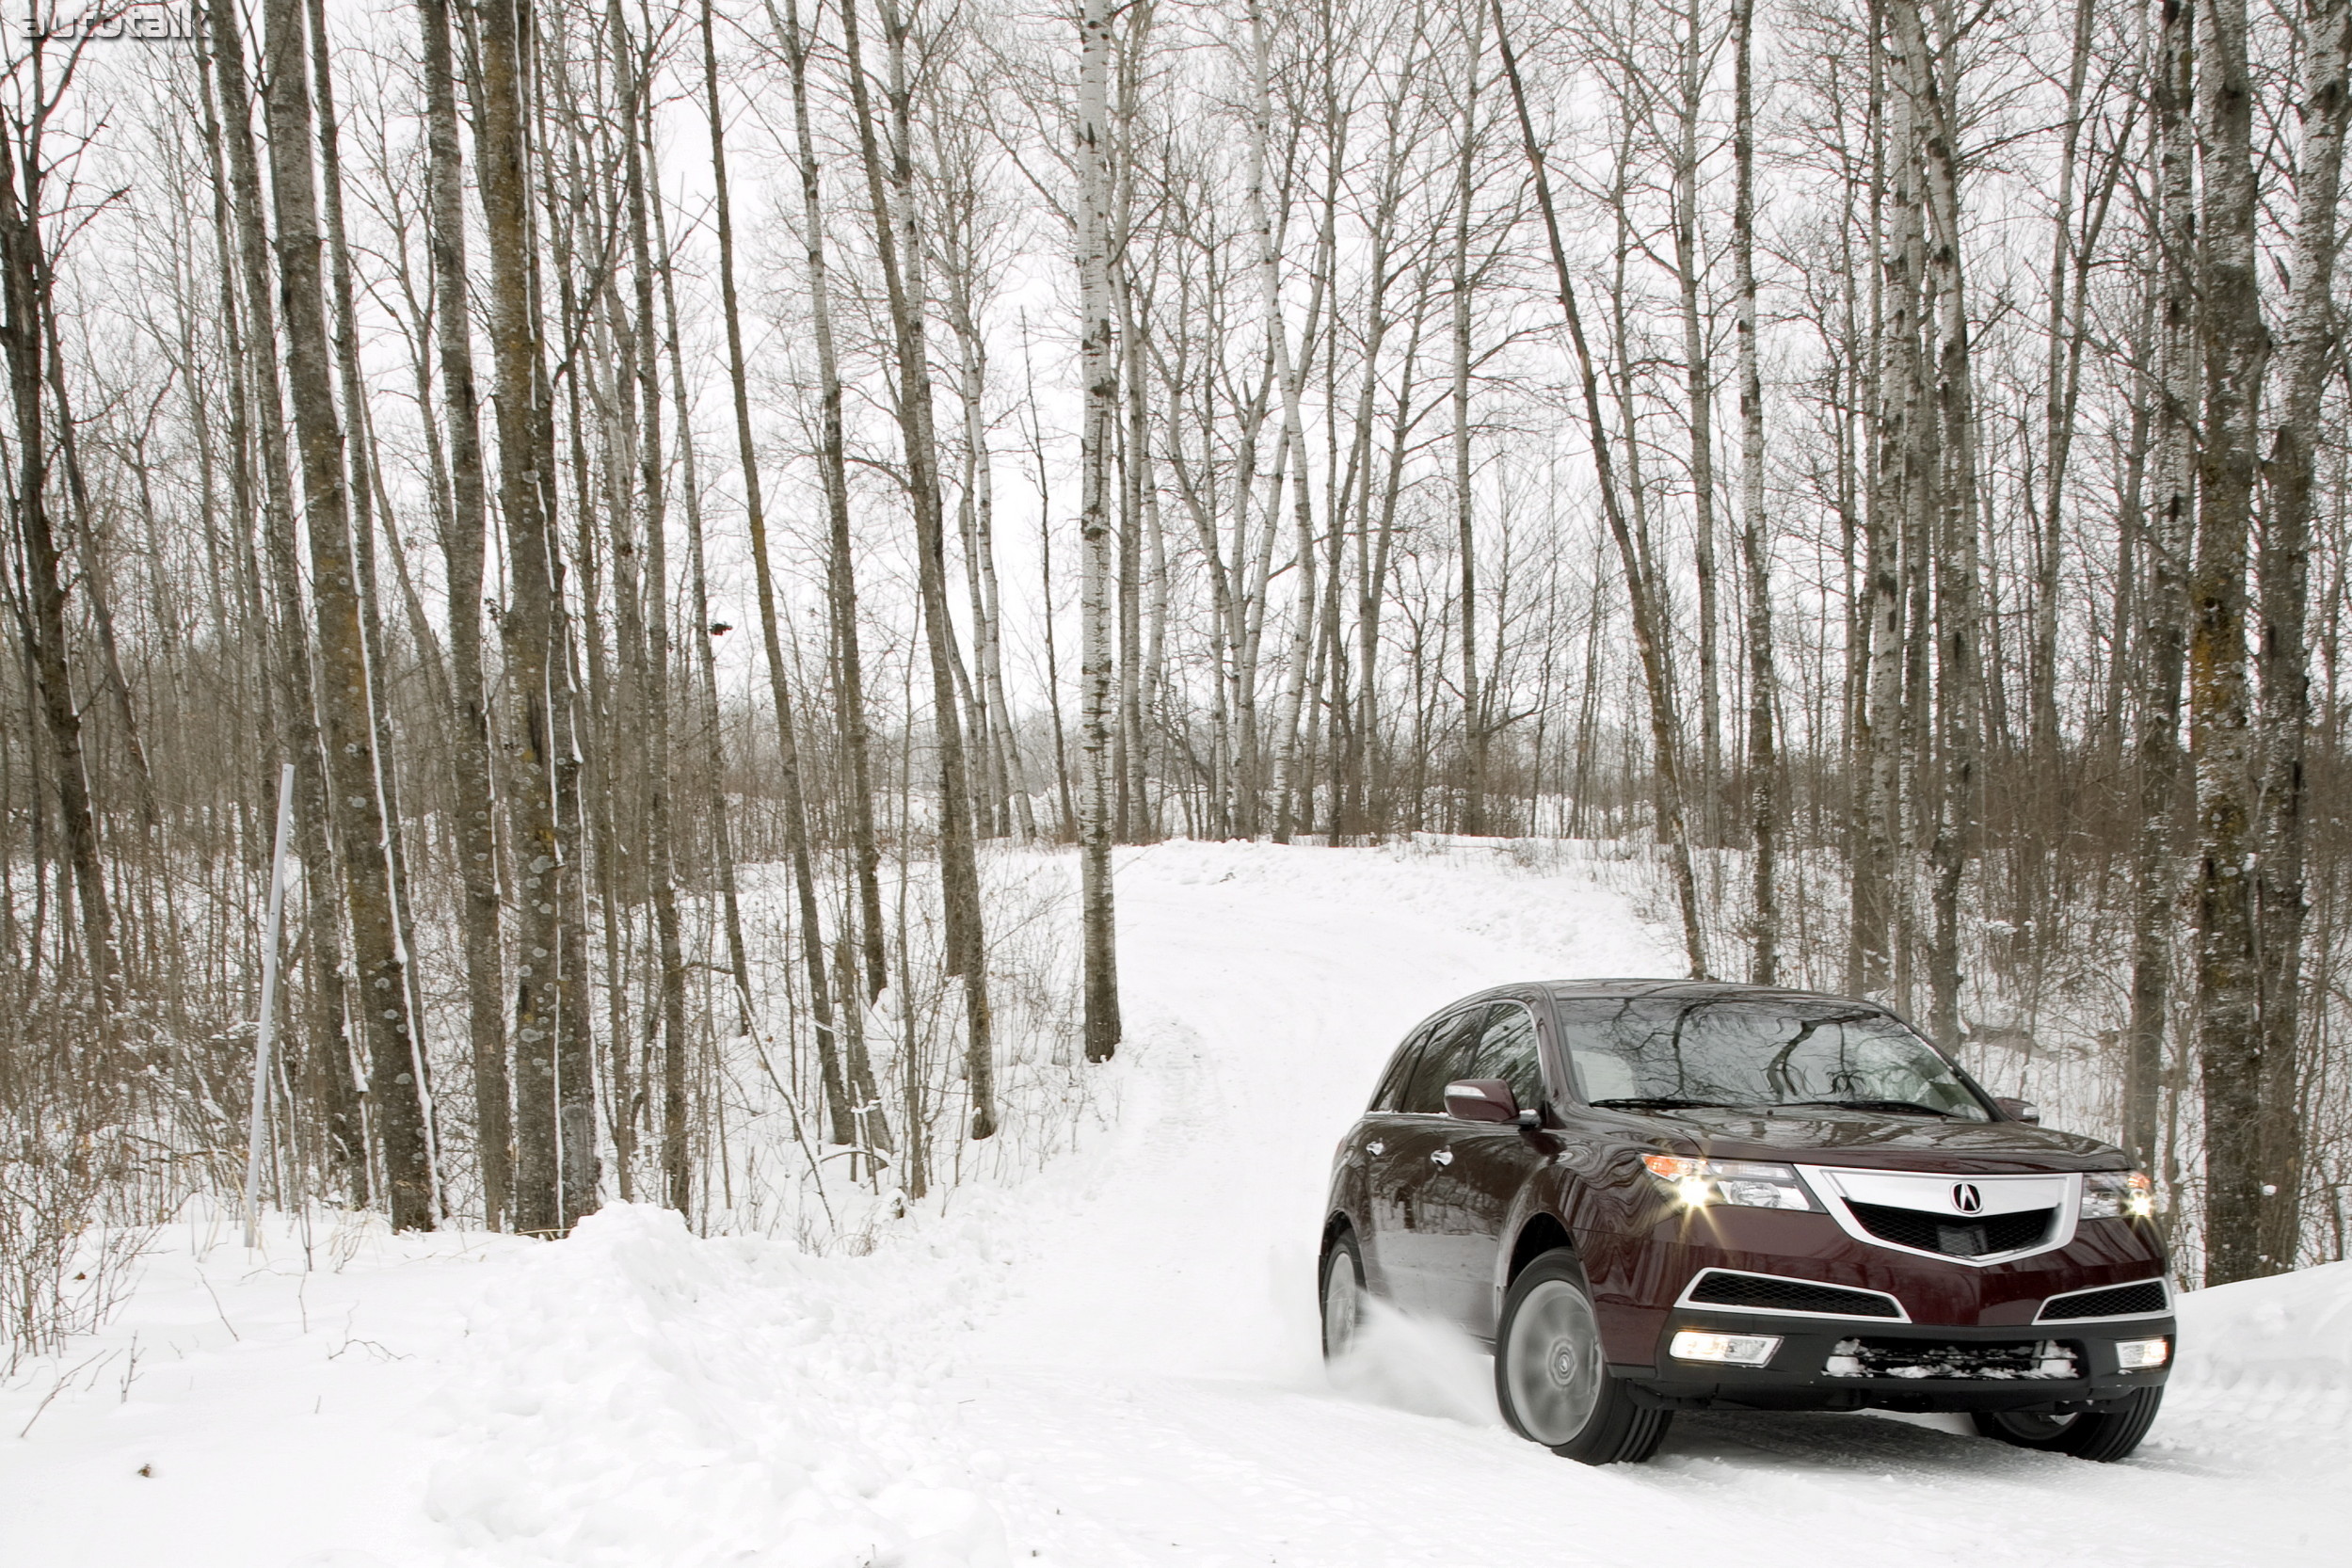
[
  {"xmin": 1688, "ymin": 1271, "xmax": 1902, "ymax": 1318},
  {"xmin": 2040, "ymin": 1280, "xmax": 2168, "ymax": 1320},
  {"xmin": 1825, "ymin": 1336, "xmax": 2079, "ymax": 1380},
  {"xmin": 1845, "ymin": 1199, "xmax": 2054, "ymax": 1257}
]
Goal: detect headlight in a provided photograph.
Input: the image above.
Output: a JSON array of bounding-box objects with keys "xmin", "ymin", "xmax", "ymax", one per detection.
[
  {"xmin": 2082, "ymin": 1170, "xmax": 2157, "ymax": 1220},
  {"xmin": 1642, "ymin": 1154, "xmax": 1819, "ymax": 1211}
]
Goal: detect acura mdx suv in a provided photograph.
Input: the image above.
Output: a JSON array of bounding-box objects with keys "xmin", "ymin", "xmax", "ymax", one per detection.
[{"xmin": 1320, "ymin": 982, "xmax": 2174, "ymax": 1464}]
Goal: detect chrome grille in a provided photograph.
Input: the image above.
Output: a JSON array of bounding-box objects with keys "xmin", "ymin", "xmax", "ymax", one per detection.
[{"xmin": 1845, "ymin": 1199, "xmax": 2055, "ymax": 1258}]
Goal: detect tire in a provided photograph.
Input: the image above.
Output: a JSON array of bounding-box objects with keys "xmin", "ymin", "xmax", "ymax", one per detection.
[
  {"xmin": 1320, "ymin": 1228, "xmax": 1368, "ymax": 1362},
  {"xmin": 1494, "ymin": 1249, "xmax": 1671, "ymax": 1464},
  {"xmin": 1971, "ymin": 1386, "xmax": 2163, "ymax": 1463}
]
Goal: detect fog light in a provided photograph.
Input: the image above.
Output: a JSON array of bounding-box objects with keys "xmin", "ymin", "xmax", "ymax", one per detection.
[
  {"xmin": 2116, "ymin": 1336, "xmax": 2170, "ymax": 1369},
  {"xmin": 1671, "ymin": 1329, "xmax": 1782, "ymax": 1367}
]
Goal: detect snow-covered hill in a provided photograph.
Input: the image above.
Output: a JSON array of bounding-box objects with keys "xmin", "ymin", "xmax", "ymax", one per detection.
[{"xmin": 4, "ymin": 840, "xmax": 2344, "ymax": 1567}]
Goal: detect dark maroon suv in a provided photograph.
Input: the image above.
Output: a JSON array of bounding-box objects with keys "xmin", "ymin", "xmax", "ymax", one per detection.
[{"xmin": 1320, "ymin": 982, "xmax": 2174, "ymax": 1464}]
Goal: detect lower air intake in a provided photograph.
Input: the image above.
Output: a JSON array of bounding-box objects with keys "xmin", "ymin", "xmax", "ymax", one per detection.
[
  {"xmin": 1687, "ymin": 1272, "xmax": 1902, "ymax": 1319},
  {"xmin": 2040, "ymin": 1280, "xmax": 2168, "ymax": 1320}
]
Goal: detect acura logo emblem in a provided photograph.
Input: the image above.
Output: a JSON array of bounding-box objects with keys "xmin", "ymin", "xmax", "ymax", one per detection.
[{"xmin": 1952, "ymin": 1182, "xmax": 1985, "ymax": 1214}]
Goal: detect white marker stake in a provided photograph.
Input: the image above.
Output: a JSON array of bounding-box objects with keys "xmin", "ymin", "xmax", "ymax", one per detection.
[{"xmin": 243, "ymin": 763, "xmax": 297, "ymax": 1251}]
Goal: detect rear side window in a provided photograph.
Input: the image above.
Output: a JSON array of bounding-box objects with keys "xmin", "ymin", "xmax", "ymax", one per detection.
[
  {"xmin": 1400, "ymin": 1008, "xmax": 1488, "ymax": 1112},
  {"xmin": 1368, "ymin": 1022, "xmax": 1432, "ymax": 1112},
  {"xmin": 1458, "ymin": 1002, "xmax": 1545, "ymax": 1112}
]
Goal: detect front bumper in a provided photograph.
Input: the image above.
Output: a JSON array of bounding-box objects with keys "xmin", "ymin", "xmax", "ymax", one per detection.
[
  {"xmin": 1578, "ymin": 1205, "xmax": 2170, "ymax": 1362},
  {"xmin": 1613, "ymin": 1307, "xmax": 2176, "ymax": 1413}
]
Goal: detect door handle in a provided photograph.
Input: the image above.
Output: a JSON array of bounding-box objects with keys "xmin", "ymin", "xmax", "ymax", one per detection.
[
  {"xmin": 1367, "ymin": 1141, "xmax": 1385, "ymax": 1156},
  {"xmin": 1431, "ymin": 1148, "xmax": 1454, "ymax": 1166}
]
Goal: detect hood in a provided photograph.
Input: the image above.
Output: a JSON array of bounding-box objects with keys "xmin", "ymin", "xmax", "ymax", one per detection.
[{"xmin": 1628, "ymin": 1106, "xmax": 2127, "ymax": 1174}]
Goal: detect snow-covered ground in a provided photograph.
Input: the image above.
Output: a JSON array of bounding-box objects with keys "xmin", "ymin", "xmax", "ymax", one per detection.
[{"xmin": 5, "ymin": 840, "xmax": 2346, "ymax": 1568}]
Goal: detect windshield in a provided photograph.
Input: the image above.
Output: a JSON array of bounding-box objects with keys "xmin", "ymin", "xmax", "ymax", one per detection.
[{"xmin": 1555, "ymin": 998, "xmax": 1991, "ymax": 1121}]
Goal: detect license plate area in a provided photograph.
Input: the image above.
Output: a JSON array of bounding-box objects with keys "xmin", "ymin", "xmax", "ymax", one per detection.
[{"xmin": 1824, "ymin": 1336, "xmax": 2079, "ymax": 1380}]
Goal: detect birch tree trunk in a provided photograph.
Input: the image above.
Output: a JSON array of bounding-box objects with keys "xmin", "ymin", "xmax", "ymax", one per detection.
[
  {"xmin": 260, "ymin": 0, "xmax": 433, "ymax": 1228},
  {"xmin": 201, "ymin": 0, "xmax": 366, "ymax": 1190},
  {"xmin": 417, "ymin": 0, "xmax": 509, "ymax": 1228},
  {"xmin": 1857, "ymin": 7, "xmax": 1917, "ymax": 1002},
  {"xmin": 840, "ymin": 0, "xmax": 998, "ymax": 1138},
  {"xmin": 767, "ymin": 0, "xmax": 892, "ymax": 1012},
  {"xmin": 1733, "ymin": 0, "xmax": 1779, "ymax": 984},
  {"xmin": 1892, "ymin": 0, "xmax": 1981, "ymax": 1051},
  {"xmin": 2126, "ymin": 0, "xmax": 2196, "ymax": 1176},
  {"xmin": 611, "ymin": 5, "xmax": 692, "ymax": 1214},
  {"xmin": 2250, "ymin": 0, "xmax": 2352, "ymax": 1272},
  {"xmin": 2191, "ymin": 0, "xmax": 2273, "ymax": 1285},
  {"xmin": 0, "ymin": 106, "xmax": 116, "ymax": 1006},
  {"xmin": 1676, "ymin": 0, "xmax": 1723, "ymax": 843},
  {"xmin": 475, "ymin": 0, "xmax": 567, "ymax": 1235},
  {"xmin": 1247, "ymin": 0, "xmax": 1319, "ymax": 845},
  {"xmin": 2029, "ymin": 0, "xmax": 2098, "ymax": 786},
  {"xmin": 1078, "ymin": 0, "xmax": 1123, "ymax": 1063},
  {"xmin": 308, "ymin": 0, "xmax": 440, "ymax": 1213},
  {"xmin": 1450, "ymin": 4, "xmax": 1484, "ymax": 835}
]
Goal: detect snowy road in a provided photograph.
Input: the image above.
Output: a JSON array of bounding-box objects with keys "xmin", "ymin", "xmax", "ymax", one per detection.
[
  {"xmin": 843, "ymin": 840, "xmax": 2349, "ymax": 1568},
  {"xmin": 4, "ymin": 840, "xmax": 2346, "ymax": 1567}
]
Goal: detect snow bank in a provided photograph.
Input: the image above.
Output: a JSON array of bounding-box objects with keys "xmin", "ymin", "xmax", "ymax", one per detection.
[
  {"xmin": 0, "ymin": 1208, "xmax": 528, "ymax": 1568},
  {"xmin": 2174, "ymin": 1257, "xmax": 2352, "ymax": 1391},
  {"xmin": 426, "ymin": 1204, "xmax": 1010, "ymax": 1568},
  {"xmin": 2139, "ymin": 1259, "xmax": 2352, "ymax": 1475}
]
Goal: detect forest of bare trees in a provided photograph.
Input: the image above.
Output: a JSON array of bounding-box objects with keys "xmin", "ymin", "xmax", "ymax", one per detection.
[{"xmin": 8, "ymin": 0, "xmax": 2352, "ymax": 1366}]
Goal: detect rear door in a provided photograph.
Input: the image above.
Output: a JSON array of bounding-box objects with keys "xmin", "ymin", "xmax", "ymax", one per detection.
[
  {"xmin": 1351, "ymin": 1021, "xmax": 1433, "ymax": 1302},
  {"xmin": 1364, "ymin": 1006, "xmax": 1487, "ymax": 1314},
  {"xmin": 1416, "ymin": 1000, "xmax": 1552, "ymax": 1336}
]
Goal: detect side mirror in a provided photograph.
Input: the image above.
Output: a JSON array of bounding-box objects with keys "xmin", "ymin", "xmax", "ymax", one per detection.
[
  {"xmin": 1444, "ymin": 1079, "xmax": 1518, "ymax": 1125},
  {"xmin": 1993, "ymin": 1096, "xmax": 2041, "ymax": 1124}
]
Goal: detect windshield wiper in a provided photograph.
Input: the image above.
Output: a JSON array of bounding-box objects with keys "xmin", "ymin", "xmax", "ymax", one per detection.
[
  {"xmin": 1781, "ymin": 1098, "xmax": 1956, "ymax": 1118},
  {"xmin": 1587, "ymin": 1096, "xmax": 1741, "ymax": 1112}
]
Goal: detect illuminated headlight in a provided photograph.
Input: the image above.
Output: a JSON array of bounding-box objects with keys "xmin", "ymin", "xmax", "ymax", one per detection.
[
  {"xmin": 1642, "ymin": 1154, "xmax": 1819, "ymax": 1211},
  {"xmin": 2082, "ymin": 1170, "xmax": 2157, "ymax": 1220},
  {"xmin": 1671, "ymin": 1330, "xmax": 1782, "ymax": 1367},
  {"xmin": 2116, "ymin": 1336, "xmax": 2170, "ymax": 1369}
]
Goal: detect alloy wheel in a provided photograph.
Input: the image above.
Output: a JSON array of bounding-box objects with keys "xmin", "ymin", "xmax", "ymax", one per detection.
[{"xmin": 1503, "ymin": 1278, "xmax": 1604, "ymax": 1445}]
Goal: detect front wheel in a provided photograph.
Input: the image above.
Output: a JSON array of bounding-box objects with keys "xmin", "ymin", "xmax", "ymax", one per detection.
[
  {"xmin": 1972, "ymin": 1386, "xmax": 2163, "ymax": 1462},
  {"xmin": 1494, "ymin": 1250, "xmax": 1671, "ymax": 1464}
]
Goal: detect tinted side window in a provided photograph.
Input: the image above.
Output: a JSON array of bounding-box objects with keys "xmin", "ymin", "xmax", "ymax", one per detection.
[
  {"xmin": 1459, "ymin": 1002, "xmax": 1544, "ymax": 1112},
  {"xmin": 1400, "ymin": 1008, "xmax": 1487, "ymax": 1112},
  {"xmin": 1368, "ymin": 1022, "xmax": 1432, "ymax": 1112}
]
